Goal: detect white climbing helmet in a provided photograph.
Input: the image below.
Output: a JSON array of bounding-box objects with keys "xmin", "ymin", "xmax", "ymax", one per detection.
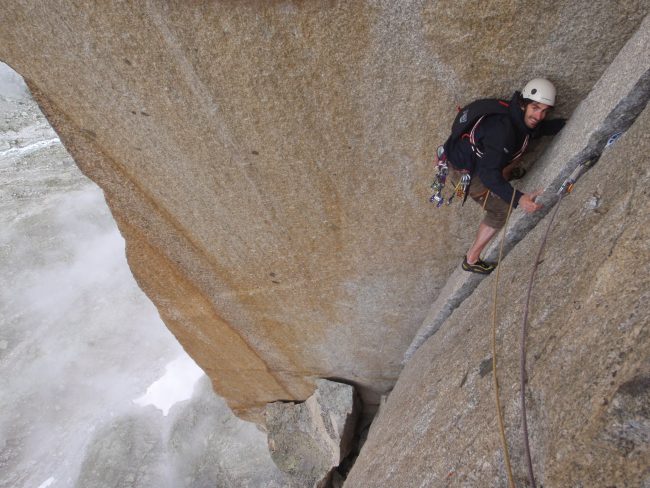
[{"xmin": 522, "ymin": 78, "xmax": 556, "ymax": 106}]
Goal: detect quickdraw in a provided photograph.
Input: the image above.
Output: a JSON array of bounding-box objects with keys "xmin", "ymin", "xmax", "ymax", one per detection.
[
  {"xmin": 447, "ymin": 173, "xmax": 471, "ymax": 205},
  {"xmin": 430, "ymin": 146, "xmax": 472, "ymax": 207},
  {"xmin": 558, "ymin": 158, "xmax": 598, "ymax": 195},
  {"xmin": 429, "ymin": 146, "xmax": 449, "ymax": 207}
]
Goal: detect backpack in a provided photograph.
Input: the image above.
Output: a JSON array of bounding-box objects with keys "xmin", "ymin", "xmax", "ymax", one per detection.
[
  {"xmin": 450, "ymin": 98, "xmax": 510, "ymax": 140},
  {"xmin": 448, "ymin": 98, "xmax": 528, "ymax": 160}
]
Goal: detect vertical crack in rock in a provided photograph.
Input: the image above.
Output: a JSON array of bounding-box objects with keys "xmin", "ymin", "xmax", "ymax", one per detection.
[
  {"xmin": 346, "ymin": 74, "xmax": 650, "ymax": 488},
  {"xmin": 404, "ymin": 18, "xmax": 650, "ymax": 363}
]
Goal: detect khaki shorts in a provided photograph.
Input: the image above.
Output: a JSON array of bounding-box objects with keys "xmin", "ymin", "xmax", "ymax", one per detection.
[{"xmin": 448, "ymin": 166, "xmax": 510, "ymax": 230}]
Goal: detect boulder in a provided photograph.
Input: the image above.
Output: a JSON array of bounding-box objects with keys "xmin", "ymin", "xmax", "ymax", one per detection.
[{"xmin": 266, "ymin": 379, "xmax": 359, "ymax": 487}]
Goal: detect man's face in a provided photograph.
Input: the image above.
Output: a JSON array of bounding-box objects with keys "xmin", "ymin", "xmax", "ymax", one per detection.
[{"xmin": 523, "ymin": 102, "xmax": 552, "ymax": 129}]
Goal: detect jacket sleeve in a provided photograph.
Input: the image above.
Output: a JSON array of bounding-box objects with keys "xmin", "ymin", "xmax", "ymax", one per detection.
[
  {"xmin": 539, "ymin": 118, "xmax": 566, "ymax": 136},
  {"xmin": 474, "ymin": 116, "xmax": 524, "ymax": 208}
]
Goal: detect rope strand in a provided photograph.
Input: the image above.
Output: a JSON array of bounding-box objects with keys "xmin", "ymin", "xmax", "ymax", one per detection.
[
  {"xmin": 519, "ymin": 193, "xmax": 564, "ymax": 488},
  {"xmin": 492, "ymin": 188, "xmax": 517, "ymax": 488}
]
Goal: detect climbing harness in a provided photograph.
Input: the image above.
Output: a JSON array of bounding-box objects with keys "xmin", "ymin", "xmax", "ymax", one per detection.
[{"xmin": 430, "ymin": 98, "xmax": 529, "ymax": 209}]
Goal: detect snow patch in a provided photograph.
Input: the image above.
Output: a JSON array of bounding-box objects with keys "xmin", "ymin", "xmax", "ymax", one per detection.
[
  {"xmin": 0, "ymin": 138, "xmax": 60, "ymax": 157},
  {"xmin": 134, "ymin": 355, "xmax": 205, "ymax": 415},
  {"xmin": 37, "ymin": 477, "xmax": 56, "ymax": 488}
]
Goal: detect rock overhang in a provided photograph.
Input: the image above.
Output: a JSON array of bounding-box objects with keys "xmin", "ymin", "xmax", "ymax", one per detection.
[{"xmin": 0, "ymin": 1, "xmax": 647, "ymax": 422}]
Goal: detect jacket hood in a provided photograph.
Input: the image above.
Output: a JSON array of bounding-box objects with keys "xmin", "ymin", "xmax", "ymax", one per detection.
[{"xmin": 509, "ymin": 91, "xmax": 534, "ymax": 135}]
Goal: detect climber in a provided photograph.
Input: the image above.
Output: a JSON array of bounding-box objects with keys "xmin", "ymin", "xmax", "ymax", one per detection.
[{"xmin": 433, "ymin": 78, "xmax": 566, "ymax": 274}]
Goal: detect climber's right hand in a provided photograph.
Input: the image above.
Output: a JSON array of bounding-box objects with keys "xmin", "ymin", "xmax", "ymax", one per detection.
[{"xmin": 519, "ymin": 190, "xmax": 544, "ymax": 213}]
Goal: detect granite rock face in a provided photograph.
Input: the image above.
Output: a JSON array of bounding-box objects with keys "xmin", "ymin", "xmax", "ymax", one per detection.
[
  {"xmin": 405, "ymin": 12, "xmax": 650, "ymax": 362},
  {"xmin": 0, "ymin": 2, "xmax": 648, "ymax": 421},
  {"xmin": 266, "ymin": 379, "xmax": 359, "ymax": 488},
  {"xmin": 345, "ymin": 103, "xmax": 650, "ymax": 486}
]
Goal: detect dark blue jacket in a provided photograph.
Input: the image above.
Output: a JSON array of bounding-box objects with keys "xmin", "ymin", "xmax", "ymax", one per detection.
[{"xmin": 443, "ymin": 91, "xmax": 561, "ymax": 208}]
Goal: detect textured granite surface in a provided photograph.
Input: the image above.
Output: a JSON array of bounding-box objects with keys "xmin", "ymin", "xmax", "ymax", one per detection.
[
  {"xmin": 0, "ymin": 1, "xmax": 647, "ymax": 421},
  {"xmin": 346, "ymin": 103, "xmax": 650, "ymax": 487}
]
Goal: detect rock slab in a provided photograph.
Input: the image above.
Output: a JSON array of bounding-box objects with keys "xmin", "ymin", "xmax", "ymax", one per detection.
[
  {"xmin": 345, "ymin": 93, "xmax": 650, "ymax": 487},
  {"xmin": 266, "ymin": 379, "xmax": 359, "ymax": 487}
]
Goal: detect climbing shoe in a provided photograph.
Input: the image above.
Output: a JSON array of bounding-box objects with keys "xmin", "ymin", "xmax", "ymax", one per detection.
[{"xmin": 462, "ymin": 256, "xmax": 496, "ymax": 274}]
